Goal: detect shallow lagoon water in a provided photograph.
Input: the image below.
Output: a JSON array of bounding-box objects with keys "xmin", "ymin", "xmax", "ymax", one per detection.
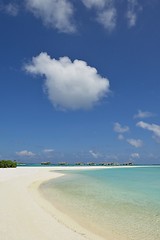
[{"xmin": 40, "ymin": 167, "xmax": 160, "ymax": 240}]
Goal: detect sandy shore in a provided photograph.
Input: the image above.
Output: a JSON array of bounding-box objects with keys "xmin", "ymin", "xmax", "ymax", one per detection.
[{"xmin": 0, "ymin": 166, "xmax": 108, "ymax": 240}]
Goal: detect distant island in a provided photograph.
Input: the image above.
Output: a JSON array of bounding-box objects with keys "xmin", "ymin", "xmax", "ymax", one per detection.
[
  {"xmin": 40, "ymin": 161, "xmax": 133, "ymax": 166},
  {"xmin": 41, "ymin": 161, "xmax": 51, "ymax": 165},
  {"xmin": 6, "ymin": 160, "xmax": 134, "ymax": 167}
]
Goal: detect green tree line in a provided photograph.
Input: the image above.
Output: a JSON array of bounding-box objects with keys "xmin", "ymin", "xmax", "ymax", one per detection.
[{"xmin": 0, "ymin": 160, "xmax": 17, "ymax": 168}]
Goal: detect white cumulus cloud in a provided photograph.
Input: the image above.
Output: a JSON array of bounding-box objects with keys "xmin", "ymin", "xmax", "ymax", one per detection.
[
  {"xmin": 16, "ymin": 150, "xmax": 36, "ymax": 157},
  {"xmin": 127, "ymin": 138, "xmax": 143, "ymax": 148},
  {"xmin": 134, "ymin": 110, "xmax": 154, "ymax": 119},
  {"xmin": 25, "ymin": 52, "xmax": 110, "ymax": 110},
  {"xmin": 114, "ymin": 122, "xmax": 129, "ymax": 133},
  {"xmin": 137, "ymin": 121, "xmax": 160, "ymax": 140},
  {"xmin": 25, "ymin": 0, "xmax": 76, "ymax": 33}
]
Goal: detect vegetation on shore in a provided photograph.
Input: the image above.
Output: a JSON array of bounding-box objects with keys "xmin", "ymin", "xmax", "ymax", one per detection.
[
  {"xmin": 40, "ymin": 161, "xmax": 133, "ymax": 166},
  {"xmin": 0, "ymin": 160, "xmax": 17, "ymax": 168}
]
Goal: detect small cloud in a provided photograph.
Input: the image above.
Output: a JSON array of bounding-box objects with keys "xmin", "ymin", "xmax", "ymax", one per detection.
[
  {"xmin": 114, "ymin": 122, "xmax": 129, "ymax": 133},
  {"xmin": 134, "ymin": 110, "xmax": 154, "ymax": 119},
  {"xmin": 25, "ymin": 52, "xmax": 110, "ymax": 110},
  {"xmin": 0, "ymin": 3, "xmax": 19, "ymax": 16},
  {"xmin": 118, "ymin": 134, "xmax": 124, "ymax": 140},
  {"xmin": 127, "ymin": 138, "xmax": 143, "ymax": 148},
  {"xmin": 97, "ymin": 7, "xmax": 117, "ymax": 32},
  {"xmin": 16, "ymin": 150, "xmax": 36, "ymax": 157},
  {"xmin": 126, "ymin": 0, "xmax": 142, "ymax": 28},
  {"xmin": 130, "ymin": 152, "xmax": 140, "ymax": 158},
  {"xmin": 81, "ymin": 0, "xmax": 106, "ymax": 9},
  {"xmin": 43, "ymin": 149, "xmax": 54, "ymax": 153},
  {"xmin": 89, "ymin": 150, "xmax": 100, "ymax": 158},
  {"xmin": 81, "ymin": 0, "xmax": 117, "ymax": 32},
  {"xmin": 137, "ymin": 121, "xmax": 160, "ymax": 141},
  {"xmin": 26, "ymin": 0, "xmax": 76, "ymax": 33}
]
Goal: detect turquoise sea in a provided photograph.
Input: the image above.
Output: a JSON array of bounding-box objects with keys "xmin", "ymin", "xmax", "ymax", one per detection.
[{"xmin": 40, "ymin": 166, "xmax": 160, "ymax": 240}]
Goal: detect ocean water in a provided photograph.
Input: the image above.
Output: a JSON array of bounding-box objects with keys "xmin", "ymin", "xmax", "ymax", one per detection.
[{"xmin": 40, "ymin": 166, "xmax": 160, "ymax": 240}]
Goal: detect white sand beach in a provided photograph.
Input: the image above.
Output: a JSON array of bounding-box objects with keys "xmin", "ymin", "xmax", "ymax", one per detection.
[{"xmin": 0, "ymin": 166, "xmax": 107, "ymax": 240}]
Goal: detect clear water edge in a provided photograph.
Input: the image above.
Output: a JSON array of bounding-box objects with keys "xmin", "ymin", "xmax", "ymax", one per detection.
[{"xmin": 39, "ymin": 166, "xmax": 160, "ymax": 240}]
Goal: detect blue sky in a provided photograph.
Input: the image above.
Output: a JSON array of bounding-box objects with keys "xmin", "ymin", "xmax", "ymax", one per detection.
[{"xmin": 0, "ymin": 0, "xmax": 160, "ymax": 164}]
